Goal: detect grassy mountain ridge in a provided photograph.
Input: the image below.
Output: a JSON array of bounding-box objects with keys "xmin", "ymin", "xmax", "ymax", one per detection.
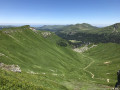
[
  {"xmin": 87, "ymin": 23, "xmax": 120, "ymax": 34},
  {"xmin": 55, "ymin": 23, "xmax": 120, "ymax": 34},
  {"xmin": 35, "ymin": 23, "xmax": 97, "ymax": 33},
  {"xmin": 57, "ymin": 23, "xmax": 98, "ymax": 34}
]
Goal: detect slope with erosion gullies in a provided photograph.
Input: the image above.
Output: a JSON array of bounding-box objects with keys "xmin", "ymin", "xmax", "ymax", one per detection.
[
  {"xmin": 83, "ymin": 43, "xmax": 120, "ymax": 86},
  {"xmin": 0, "ymin": 25, "xmax": 86, "ymax": 73},
  {"xmin": 0, "ymin": 25, "xmax": 107, "ymax": 89}
]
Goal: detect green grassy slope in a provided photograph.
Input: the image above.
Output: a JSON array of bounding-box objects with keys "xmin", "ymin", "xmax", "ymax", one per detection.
[
  {"xmin": 0, "ymin": 26, "xmax": 88, "ymax": 73},
  {"xmin": 84, "ymin": 43, "xmax": 120, "ymax": 86},
  {"xmin": 0, "ymin": 26, "xmax": 109, "ymax": 89},
  {"xmin": 0, "ymin": 70, "xmax": 45, "ymax": 90}
]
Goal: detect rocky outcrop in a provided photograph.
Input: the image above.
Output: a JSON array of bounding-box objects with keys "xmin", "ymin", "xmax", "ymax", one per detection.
[
  {"xmin": 41, "ymin": 32, "xmax": 51, "ymax": 37},
  {"xmin": 0, "ymin": 53, "xmax": 5, "ymax": 56},
  {"xmin": 73, "ymin": 44, "xmax": 97, "ymax": 53},
  {"xmin": 0, "ymin": 62, "xmax": 21, "ymax": 73},
  {"xmin": 29, "ymin": 27, "xmax": 36, "ymax": 30},
  {"xmin": 112, "ymin": 24, "xmax": 118, "ymax": 33}
]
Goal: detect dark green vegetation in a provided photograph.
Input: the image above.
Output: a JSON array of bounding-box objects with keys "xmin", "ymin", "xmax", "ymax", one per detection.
[{"xmin": 0, "ymin": 25, "xmax": 119, "ymax": 90}]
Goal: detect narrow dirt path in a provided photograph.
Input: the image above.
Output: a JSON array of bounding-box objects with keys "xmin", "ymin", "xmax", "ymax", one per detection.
[
  {"xmin": 83, "ymin": 60, "xmax": 95, "ymax": 78},
  {"xmin": 73, "ymin": 48, "xmax": 107, "ymax": 81},
  {"xmin": 82, "ymin": 54, "xmax": 106, "ymax": 81},
  {"xmin": 73, "ymin": 49, "xmax": 113, "ymax": 89},
  {"xmin": 79, "ymin": 52, "xmax": 105, "ymax": 81},
  {"xmin": 73, "ymin": 48, "xmax": 95, "ymax": 79},
  {"xmin": 81, "ymin": 54, "xmax": 95, "ymax": 79}
]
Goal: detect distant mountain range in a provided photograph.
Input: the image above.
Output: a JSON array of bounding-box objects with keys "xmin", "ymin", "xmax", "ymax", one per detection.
[
  {"xmin": 35, "ymin": 23, "xmax": 120, "ymax": 34},
  {"xmin": 56, "ymin": 23, "xmax": 98, "ymax": 34},
  {"xmin": 0, "ymin": 25, "xmax": 16, "ymax": 30},
  {"xmin": 35, "ymin": 23, "xmax": 98, "ymax": 33},
  {"xmin": 35, "ymin": 25, "xmax": 66, "ymax": 32},
  {"xmin": 55, "ymin": 23, "xmax": 120, "ymax": 45}
]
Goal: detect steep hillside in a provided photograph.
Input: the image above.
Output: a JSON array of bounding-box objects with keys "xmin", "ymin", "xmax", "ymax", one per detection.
[
  {"xmin": 0, "ymin": 25, "xmax": 111, "ymax": 89},
  {"xmin": 0, "ymin": 25, "xmax": 85, "ymax": 74}
]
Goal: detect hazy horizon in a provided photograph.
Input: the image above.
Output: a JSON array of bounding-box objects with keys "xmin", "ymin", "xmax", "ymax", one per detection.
[{"xmin": 0, "ymin": 22, "xmax": 118, "ymax": 27}]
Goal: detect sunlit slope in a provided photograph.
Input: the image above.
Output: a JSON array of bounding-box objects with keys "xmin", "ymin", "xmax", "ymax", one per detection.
[
  {"xmin": 0, "ymin": 26, "xmax": 98, "ymax": 89},
  {"xmin": 84, "ymin": 43, "xmax": 120, "ymax": 86},
  {"xmin": 0, "ymin": 26, "xmax": 88, "ymax": 73}
]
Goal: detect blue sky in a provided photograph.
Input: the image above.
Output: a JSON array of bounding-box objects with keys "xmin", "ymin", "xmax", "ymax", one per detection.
[{"xmin": 0, "ymin": 0, "xmax": 120, "ymax": 26}]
